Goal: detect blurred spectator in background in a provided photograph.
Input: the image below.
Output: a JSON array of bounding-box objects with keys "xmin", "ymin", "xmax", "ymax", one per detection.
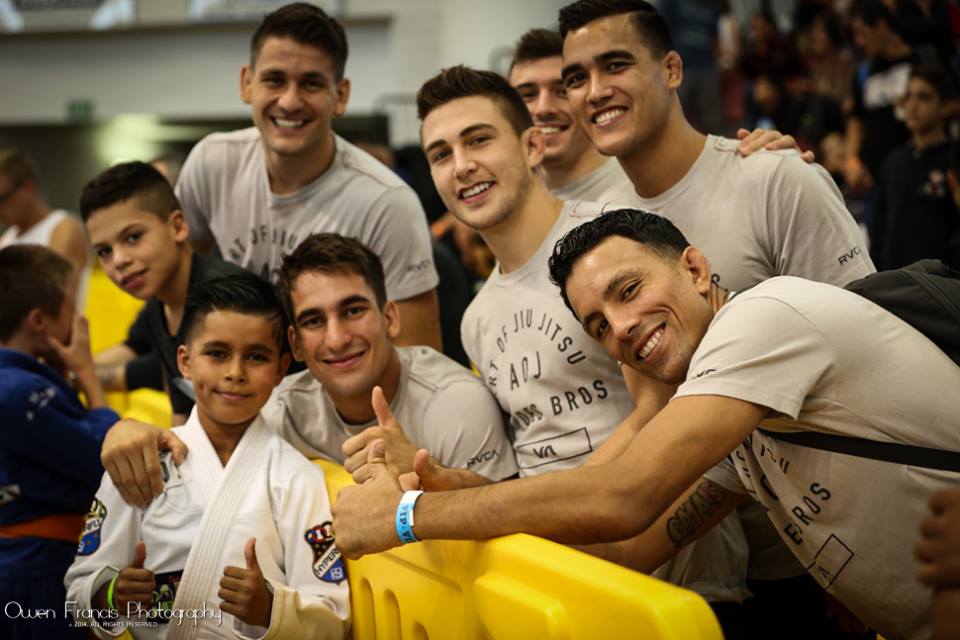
[
  {"xmin": 844, "ymin": 0, "xmax": 914, "ymax": 197},
  {"xmin": 0, "ymin": 150, "xmax": 90, "ymax": 307},
  {"xmin": 740, "ymin": 10, "xmax": 806, "ymax": 83},
  {"xmin": 806, "ymin": 10, "xmax": 858, "ymax": 105},
  {"xmin": 749, "ymin": 71, "xmax": 845, "ymax": 151},
  {"xmin": 717, "ymin": 1, "xmax": 746, "ymax": 128},
  {"xmin": 873, "ymin": 65, "xmax": 960, "ymax": 269},
  {"xmin": 661, "ymin": 0, "xmax": 723, "ymax": 134},
  {"xmin": 891, "ymin": 0, "xmax": 958, "ymax": 74}
]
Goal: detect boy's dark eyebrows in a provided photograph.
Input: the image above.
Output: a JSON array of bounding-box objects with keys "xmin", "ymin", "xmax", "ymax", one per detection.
[
  {"xmin": 200, "ymin": 339, "xmax": 231, "ymax": 349},
  {"xmin": 94, "ymin": 223, "xmax": 145, "ymax": 245},
  {"xmin": 245, "ymin": 341, "xmax": 276, "ymax": 354},
  {"xmin": 200, "ymin": 338, "xmax": 274, "ymax": 352},
  {"xmin": 513, "ymin": 81, "xmax": 538, "ymax": 92}
]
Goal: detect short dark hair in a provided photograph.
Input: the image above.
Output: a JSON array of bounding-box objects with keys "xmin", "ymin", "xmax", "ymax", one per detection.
[
  {"xmin": 0, "ymin": 149, "xmax": 37, "ymax": 186},
  {"xmin": 181, "ymin": 272, "xmax": 288, "ymax": 353},
  {"xmin": 79, "ymin": 161, "xmax": 180, "ymax": 222},
  {"xmin": 250, "ymin": 2, "xmax": 348, "ymax": 81},
  {"xmin": 910, "ymin": 64, "xmax": 958, "ymax": 101},
  {"xmin": 510, "ymin": 28, "xmax": 564, "ymax": 72},
  {"xmin": 558, "ymin": 0, "xmax": 674, "ymax": 58},
  {"xmin": 548, "ymin": 209, "xmax": 689, "ymax": 315},
  {"xmin": 851, "ymin": 0, "xmax": 896, "ymax": 28},
  {"xmin": 277, "ymin": 233, "xmax": 388, "ymax": 323},
  {"xmin": 417, "ymin": 65, "xmax": 534, "ymax": 137},
  {"xmin": 0, "ymin": 245, "xmax": 73, "ymax": 342}
]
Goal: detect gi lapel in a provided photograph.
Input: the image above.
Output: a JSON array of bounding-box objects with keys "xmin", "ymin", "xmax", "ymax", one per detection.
[{"xmin": 166, "ymin": 414, "xmax": 271, "ymax": 640}]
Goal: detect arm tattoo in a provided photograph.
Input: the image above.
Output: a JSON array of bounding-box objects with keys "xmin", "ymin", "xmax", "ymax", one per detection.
[{"xmin": 665, "ymin": 480, "xmax": 726, "ymax": 549}]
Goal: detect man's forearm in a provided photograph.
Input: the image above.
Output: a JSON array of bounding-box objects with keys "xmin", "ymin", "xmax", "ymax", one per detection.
[
  {"xmin": 96, "ymin": 363, "xmax": 127, "ymax": 392},
  {"xmin": 576, "ymin": 478, "xmax": 745, "ymax": 573},
  {"xmin": 411, "ymin": 461, "xmax": 666, "ymax": 545},
  {"xmin": 586, "ymin": 379, "xmax": 674, "ymax": 467}
]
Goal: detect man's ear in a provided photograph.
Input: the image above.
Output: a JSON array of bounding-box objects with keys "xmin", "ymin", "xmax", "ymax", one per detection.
[
  {"xmin": 680, "ymin": 246, "xmax": 712, "ymax": 294},
  {"xmin": 333, "ymin": 77, "xmax": 351, "ymax": 117},
  {"xmin": 177, "ymin": 344, "xmax": 192, "ymax": 380},
  {"xmin": 383, "ymin": 301, "xmax": 401, "ymax": 340},
  {"xmin": 663, "ymin": 50, "xmax": 683, "ymax": 91},
  {"xmin": 240, "ymin": 64, "xmax": 253, "ymax": 104},
  {"xmin": 169, "ymin": 210, "xmax": 190, "ymax": 243},
  {"xmin": 522, "ymin": 125, "xmax": 546, "ymax": 171},
  {"xmin": 23, "ymin": 308, "xmax": 45, "ymax": 336},
  {"xmin": 287, "ymin": 325, "xmax": 304, "ymax": 362}
]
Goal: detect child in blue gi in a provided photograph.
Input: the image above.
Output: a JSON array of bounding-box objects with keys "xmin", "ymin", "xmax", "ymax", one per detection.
[{"xmin": 0, "ymin": 244, "xmax": 119, "ymax": 639}]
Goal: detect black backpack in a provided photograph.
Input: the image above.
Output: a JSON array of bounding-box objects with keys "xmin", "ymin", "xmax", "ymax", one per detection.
[
  {"xmin": 844, "ymin": 259, "xmax": 960, "ymax": 366},
  {"xmin": 759, "ymin": 260, "xmax": 960, "ymax": 472}
]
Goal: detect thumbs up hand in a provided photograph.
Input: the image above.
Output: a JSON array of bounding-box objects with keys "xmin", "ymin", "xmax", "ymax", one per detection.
[
  {"xmin": 112, "ymin": 540, "xmax": 155, "ymax": 613},
  {"xmin": 333, "ymin": 439, "xmax": 408, "ymax": 559},
  {"xmin": 342, "ymin": 386, "xmax": 420, "ymax": 483},
  {"xmin": 219, "ymin": 537, "xmax": 273, "ymax": 628}
]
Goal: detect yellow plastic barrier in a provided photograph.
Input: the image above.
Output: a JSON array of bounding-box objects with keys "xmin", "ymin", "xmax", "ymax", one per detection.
[
  {"xmin": 316, "ymin": 460, "xmax": 723, "ymax": 640},
  {"xmin": 84, "ymin": 265, "xmax": 172, "ymax": 426}
]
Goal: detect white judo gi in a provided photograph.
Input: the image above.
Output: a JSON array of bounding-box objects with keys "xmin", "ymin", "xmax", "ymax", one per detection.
[{"xmin": 65, "ymin": 411, "xmax": 349, "ymax": 640}]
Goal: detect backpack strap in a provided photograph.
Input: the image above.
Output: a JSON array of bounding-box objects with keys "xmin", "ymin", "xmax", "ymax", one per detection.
[{"xmin": 758, "ymin": 429, "xmax": 960, "ymax": 472}]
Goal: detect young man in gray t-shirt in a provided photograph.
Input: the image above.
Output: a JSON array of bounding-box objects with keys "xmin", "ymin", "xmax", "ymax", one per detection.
[
  {"xmin": 175, "ymin": 3, "xmax": 441, "ymax": 350},
  {"xmin": 269, "ymin": 233, "xmax": 516, "ymax": 483}
]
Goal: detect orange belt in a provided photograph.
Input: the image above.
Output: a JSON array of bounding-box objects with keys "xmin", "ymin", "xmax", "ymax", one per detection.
[{"xmin": 0, "ymin": 514, "xmax": 84, "ymax": 543}]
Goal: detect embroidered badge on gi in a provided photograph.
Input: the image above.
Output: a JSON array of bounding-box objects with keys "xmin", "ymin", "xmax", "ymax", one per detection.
[
  {"xmin": 77, "ymin": 498, "xmax": 107, "ymax": 555},
  {"xmin": 304, "ymin": 521, "xmax": 346, "ymax": 584}
]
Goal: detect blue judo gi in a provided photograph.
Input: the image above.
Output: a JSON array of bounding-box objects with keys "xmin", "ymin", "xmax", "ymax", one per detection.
[{"xmin": 0, "ymin": 348, "xmax": 118, "ymax": 639}]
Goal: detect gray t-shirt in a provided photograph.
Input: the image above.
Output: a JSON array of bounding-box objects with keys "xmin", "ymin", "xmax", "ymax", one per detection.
[
  {"xmin": 461, "ymin": 200, "xmax": 750, "ymax": 603},
  {"xmin": 261, "ymin": 346, "xmax": 517, "ymax": 481},
  {"xmin": 631, "ymin": 135, "xmax": 874, "ymax": 291},
  {"xmin": 676, "ymin": 277, "xmax": 960, "ymax": 640},
  {"xmin": 176, "ymin": 128, "xmax": 438, "ymax": 299},
  {"xmin": 633, "ymin": 134, "xmax": 877, "ymax": 579},
  {"xmin": 549, "ymin": 158, "xmax": 640, "ymax": 206}
]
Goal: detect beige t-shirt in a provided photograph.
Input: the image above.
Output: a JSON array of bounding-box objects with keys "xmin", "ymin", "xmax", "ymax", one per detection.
[
  {"xmin": 462, "ymin": 200, "xmax": 750, "ymax": 603},
  {"xmin": 633, "ymin": 134, "xmax": 877, "ymax": 580},
  {"xmin": 549, "ymin": 158, "xmax": 640, "ymax": 207},
  {"xmin": 677, "ymin": 276, "xmax": 960, "ymax": 639},
  {"xmin": 176, "ymin": 128, "xmax": 438, "ymax": 299},
  {"xmin": 632, "ymin": 135, "xmax": 874, "ymax": 291},
  {"xmin": 262, "ymin": 346, "xmax": 518, "ymax": 482}
]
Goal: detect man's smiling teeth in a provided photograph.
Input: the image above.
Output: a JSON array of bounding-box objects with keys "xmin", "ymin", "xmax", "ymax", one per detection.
[
  {"xmin": 594, "ymin": 108, "xmax": 626, "ymax": 125},
  {"xmin": 273, "ymin": 117, "xmax": 306, "ymax": 129},
  {"xmin": 638, "ymin": 326, "xmax": 664, "ymax": 360},
  {"xmin": 540, "ymin": 125, "xmax": 562, "ymax": 134},
  {"xmin": 461, "ymin": 182, "xmax": 494, "ymax": 199}
]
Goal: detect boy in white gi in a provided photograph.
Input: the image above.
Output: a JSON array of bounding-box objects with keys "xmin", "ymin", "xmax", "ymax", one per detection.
[{"xmin": 65, "ymin": 273, "xmax": 349, "ymax": 639}]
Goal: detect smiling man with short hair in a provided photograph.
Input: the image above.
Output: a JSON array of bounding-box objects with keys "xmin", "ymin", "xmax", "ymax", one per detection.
[
  {"xmin": 175, "ymin": 2, "xmax": 441, "ymax": 349},
  {"xmin": 332, "ymin": 208, "xmax": 960, "ymax": 640}
]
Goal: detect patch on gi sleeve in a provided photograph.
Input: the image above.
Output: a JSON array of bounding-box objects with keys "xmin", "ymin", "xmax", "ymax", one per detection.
[
  {"xmin": 304, "ymin": 521, "xmax": 346, "ymax": 584},
  {"xmin": 77, "ymin": 498, "xmax": 107, "ymax": 555}
]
